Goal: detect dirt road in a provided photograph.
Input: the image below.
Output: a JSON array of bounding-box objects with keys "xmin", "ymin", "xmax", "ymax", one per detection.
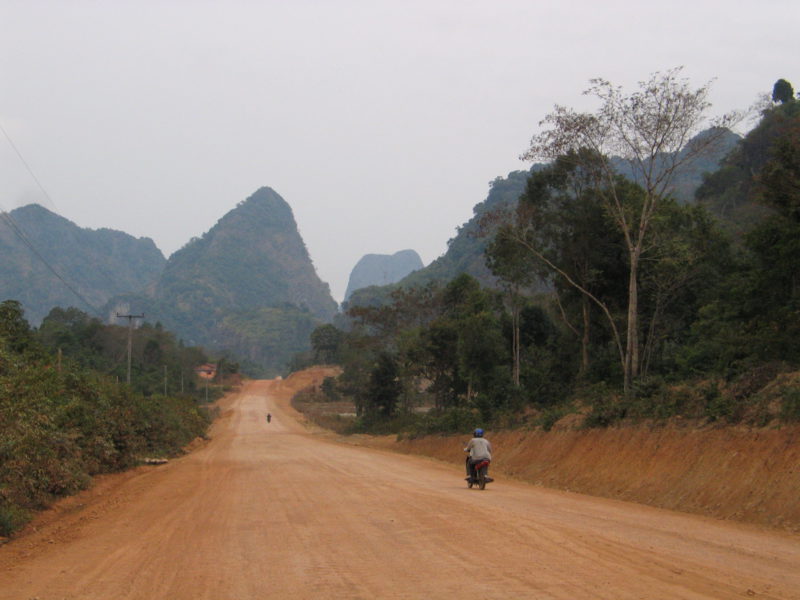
[{"xmin": 2, "ymin": 376, "xmax": 799, "ymax": 599}]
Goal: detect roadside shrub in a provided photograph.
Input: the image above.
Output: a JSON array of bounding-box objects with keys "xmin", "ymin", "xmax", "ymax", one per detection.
[
  {"xmin": 321, "ymin": 377, "xmax": 340, "ymax": 401},
  {"xmin": 583, "ymin": 399, "xmax": 627, "ymax": 428},
  {"xmin": 781, "ymin": 388, "xmax": 800, "ymax": 421},
  {"xmin": 0, "ymin": 502, "xmax": 30, "ymax": 537},
  {"xmin": 0, "ymin": 357, "xmax": 210, "ymax": 536},
  {"xmin": 291, "ymin": 384, "xmax": 326, "ymax": 405},
  {"xmin": 537, "ymin": 404, "xmax": 573, "ymax": 431},
  {"xmin": 577, "ymin": 382, "xmax": 626, "ymax": 428}
]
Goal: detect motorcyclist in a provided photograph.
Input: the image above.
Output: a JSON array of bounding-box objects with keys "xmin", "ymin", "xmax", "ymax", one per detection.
[{"xmin": 464, "ymin": 428, "xmax": 492, "ymax": 482}]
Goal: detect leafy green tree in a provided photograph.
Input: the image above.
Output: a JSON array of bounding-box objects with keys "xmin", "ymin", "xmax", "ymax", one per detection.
[
  {"xmin": 696, "ymin": 94, "xmax": 799, "ymax": 238},
  {"xmin": 364, "ymin": 351, "xmax": 402, "ymax": 420},
  {"xmin": 772, "ymin": 79, "xmax": 795, "ymax": 104},
  {"xmin": 741, "ymin": 123, "xmax": 800, "ymax": 362},
  {"xmin": 486, "ymin": 220, "xmax": 535, "ymax": 386},
  {"xmin": 36, "ymin": 308, "xmax": 218, "ymax": 399},
  {"xmin": 637, "ymin": 201, "xmax": 733, "ymax": 376},
  {"xmin": 0, "ymin": 300, "xmax": 41, "ymax": 358},
  {"xmin": 492, "ymin": 152, "xmax": 628, "ymax": 378},
  {"xmin": 431, "ymin": 275, "xmax": 506, "ymax": 407},
  {"xmin": 521, "ymin": 68, "xmax": 740, "ymax": 393},
  {"xmin": 37, "ymin": 307, "xmax": 105, "ymax": 368},
  {"xmin": 310, "ymin": 324, "xmax": 345, "ymax": 364},
  {"xmin": 758, "ymin": 120, "xmax": 800, "ymax": 218},
  {"xmin": 682, "ymin": 116, "xmax": 800, "ymax": 372}
]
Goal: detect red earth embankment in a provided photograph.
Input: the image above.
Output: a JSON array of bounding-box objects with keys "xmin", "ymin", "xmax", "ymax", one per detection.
[{"xmin": 349, "ymin": 424, "xmax": 800, "ymax": 532}]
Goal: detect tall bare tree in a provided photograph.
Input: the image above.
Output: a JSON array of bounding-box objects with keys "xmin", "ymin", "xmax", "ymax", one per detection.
[{"xmin": 521, "ymin": 68, "xmax": 740, "ymax": 393}]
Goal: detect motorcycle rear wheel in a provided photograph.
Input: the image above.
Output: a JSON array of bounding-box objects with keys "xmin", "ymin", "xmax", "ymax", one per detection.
[{"xmin": 478, "ymin": 467, "xmax": 486, "ymax": 490}]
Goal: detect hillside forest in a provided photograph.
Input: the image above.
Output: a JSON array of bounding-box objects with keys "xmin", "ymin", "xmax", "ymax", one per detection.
[{"xmin": 306, "ymin": 74, "xmax": 800, "ymax": 434}]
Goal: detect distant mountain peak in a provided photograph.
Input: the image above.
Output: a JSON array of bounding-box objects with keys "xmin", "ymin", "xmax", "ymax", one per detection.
[
  {"xmin": 158, "ymin": 187, "xmax": 336, "ymax": 319},
  {"xmin": 344, "ymin": 249, "xmax": 424, "ymax": 300},
  {"xmin": 136, "ymin": 187, "xmax": 338, "ymax": 374}
]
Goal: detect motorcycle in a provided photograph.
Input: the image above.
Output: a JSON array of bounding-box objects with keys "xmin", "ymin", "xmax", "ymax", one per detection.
[{"xmin": 465, "ymin": 457, "xmax": 493, "ymax": 490}]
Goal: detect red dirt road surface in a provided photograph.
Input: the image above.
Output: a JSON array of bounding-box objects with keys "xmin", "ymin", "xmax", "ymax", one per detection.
[{"xmin": 2, "ymin": 373, "xmax": 799, "ymax": 599}]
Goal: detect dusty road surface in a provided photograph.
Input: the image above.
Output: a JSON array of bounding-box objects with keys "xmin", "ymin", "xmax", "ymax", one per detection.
[{"xmin": 2, "ymin": 376, "xmax": 799, "ymax": 599}]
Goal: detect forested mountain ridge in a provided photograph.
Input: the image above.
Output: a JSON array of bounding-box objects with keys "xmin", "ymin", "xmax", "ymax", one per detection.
[
  {"xmin": 697, "ymin": 101, "xmax": 800, "ymax": 236},
  {"xmin": 0, "ymin": 204, "xmax": 165, "ymax": 324},
  {"xmin": 344, "ymin": 170, "xmax": 533, "ymax": 311},
  {"xmin": 108, "ymin": 187, "xmax": 338, "ymax": 375},
  {"xmin": 155, "ymin": 187, "xmax": 337, "ymax": 323},
  {"xmin": 611, "ymin": 127, "xmax": 742, "ymax": 204},
  {"xmin": 2, "ymin": 188, "xmax": 337, "ymax": 376},
  {"xmin": 325, "ymin": 77, "xmax": 800, "ymax": 437},
  {"xmin": 345, "ymin": 127, "xmax": 740, "ymax": 313}
]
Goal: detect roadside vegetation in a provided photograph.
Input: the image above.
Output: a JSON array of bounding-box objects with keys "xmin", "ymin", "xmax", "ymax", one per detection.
[
  {"xmin": 296, "ymin": 74, "xmax": 800, "ymax": 437},
  {"xmin": 0, "ymin": 301, "xmax": 227, "ymax": 536}
]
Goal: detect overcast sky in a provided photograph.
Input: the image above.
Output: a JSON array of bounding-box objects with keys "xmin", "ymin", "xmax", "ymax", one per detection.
[{"xmin": 1, "ymin": 1, "xmax": 797, "ymax": 302}]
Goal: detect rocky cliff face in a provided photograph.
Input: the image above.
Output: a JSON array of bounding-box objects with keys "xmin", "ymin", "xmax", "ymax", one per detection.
[
  {"xmin": 155, "ymin": 187, "xmax": 337, "ymax": 323},
  {"xmin": 0, "ymin": 204, "xmax": 165, "ymax": 324},
  {"xmin": 139, "ymin": 187, "xmax": 338, "ymax": 374},
  {"xmin": 344, "ymin": 249, "xmax": 423, "ymax": 300},
  {"xmin": 2, "ymin": 191, "xmax": 339, "ymax": 375}
]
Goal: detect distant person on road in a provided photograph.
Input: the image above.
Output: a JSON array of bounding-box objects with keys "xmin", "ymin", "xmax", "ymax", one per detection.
[
  {"xmin": 267, "ymin": 413, "xmax": 272, "ymax": 423},
  {"xmin": 464, "ymin": 428, "xmax": 492, "ymax": 481}
]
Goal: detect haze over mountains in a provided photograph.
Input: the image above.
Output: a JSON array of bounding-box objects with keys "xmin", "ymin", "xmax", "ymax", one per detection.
[
  {"xmin": 346, "ymin": 127, "xmax": 743, "ymax": 309},
  {"xmin": 109, "ymin": 187, "xmax": 338, "ymax": 375},
  {"xmin": 0, "ymin": 188, "xmax": 341, "ymax": 375},
  {"xmin": 0, "ymin": 204, "xmax": 165, "ymax": 324},
  {"xmin": 0, "ymin": 127, "xmax": 744, "ymax": 373}
]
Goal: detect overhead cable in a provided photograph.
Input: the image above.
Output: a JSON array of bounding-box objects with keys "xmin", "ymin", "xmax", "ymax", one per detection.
[{"xmin": 0, "ymin": 119, "xmax": 102, "ymax": 317}]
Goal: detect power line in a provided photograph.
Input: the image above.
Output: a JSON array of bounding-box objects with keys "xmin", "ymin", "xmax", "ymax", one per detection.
[
  {"xmin": 0, "ymin": 120, "xmax": 59, "ymax": 213},
  {"xmin": 0, "ymin": 210, "xmax": 102, "ymax": 317},
  {"xmin": 0, "ymin": 119, "xmax": 102, "ymax": 317}
]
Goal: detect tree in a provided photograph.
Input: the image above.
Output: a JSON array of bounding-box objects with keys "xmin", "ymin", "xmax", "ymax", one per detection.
[
  {"xmin": 365, "ymin": 351, "xmax": 402, "ymax": 419},
  {"xmin": 0, "ymin": 300, "xmax": 41, "ymax": 359},
  {"xmin": 772, "ymin": 79, "xmax": 795, "ymax": 104},
  {"xmin": 310, "ymin": 324, "xmax": 344, "ymax": 364},
  {"xmin": 486, "ymin": 229, "xmax": 532, "ymax": 386},
  {"xmin": 636, "ymin": 201, "xmax": 732, "ymax": 376},
  {"xmin": 743, "ymin": 123, "xmax": 800, "ymax": 361},
  {"xmin": 758, "ymin": 119, "xmax": 800, "ymax": 219},
  {"xmin": 491, "ymin": 152, "xmax": 628, "ymax": 378},
  {"xmin": 521, "ymin": 68, "xmax": 740, "ymax": 393}
]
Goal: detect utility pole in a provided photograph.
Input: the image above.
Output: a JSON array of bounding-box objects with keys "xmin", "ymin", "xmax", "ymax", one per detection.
[{"xmin": 116, "ymin": 313, "xmax": 144, "ymax": 385}]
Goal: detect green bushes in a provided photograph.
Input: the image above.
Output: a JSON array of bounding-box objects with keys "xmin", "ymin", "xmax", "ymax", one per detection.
[
  {"xmin": 782, "ymin": 389, "xmax": 800, "ymax": 421},
  {"xmin": 0, "ymin": 347, "xmax": 210, "ymax": 536}
]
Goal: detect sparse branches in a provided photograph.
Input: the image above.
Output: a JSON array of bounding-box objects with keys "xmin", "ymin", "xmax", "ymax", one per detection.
[{"xmin": 520, "ymin": 68, "xmax": 739, "ymax": 393}]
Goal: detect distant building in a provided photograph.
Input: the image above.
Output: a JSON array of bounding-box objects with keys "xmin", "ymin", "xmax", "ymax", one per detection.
[{"xmin": 195, "ymin": 363, "xmax": 217, "ymax": 380}]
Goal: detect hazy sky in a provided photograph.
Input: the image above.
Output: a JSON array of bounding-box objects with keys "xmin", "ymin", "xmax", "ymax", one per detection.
[{"xmin": 1, "ymin": 1, "xmax": 797, "ymax": 302}]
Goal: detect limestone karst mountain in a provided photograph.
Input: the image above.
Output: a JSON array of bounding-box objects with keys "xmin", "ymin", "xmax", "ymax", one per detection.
[
  {"xmin": 344, "ymin": 249, "xmax": 424, "ymax": 301},
  {"xmin": 3, "ymin": 189, "xmax": 337, "ymax": 375},
  {"xmin": 108, "ymin": 187, "xmax": 338, "ymax": 375},
  {"xmin": 0, "ymin": 204, "xmax": 165, "ymax": 324}
]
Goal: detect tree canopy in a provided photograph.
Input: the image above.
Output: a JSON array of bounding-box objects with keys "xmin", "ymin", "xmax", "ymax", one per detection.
[{"xmin": 772, "ymin": 78, "xmax": 795, "ymax": 104}]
